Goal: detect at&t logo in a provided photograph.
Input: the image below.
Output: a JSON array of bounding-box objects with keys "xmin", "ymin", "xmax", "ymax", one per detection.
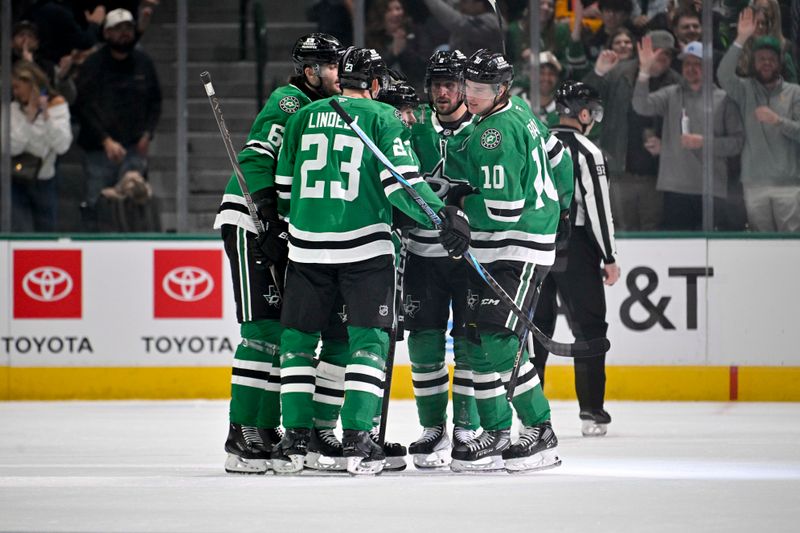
[
  {"xmin": 162, "ymin": 266, "xmax": 214, "ymax": 302},
  {"xmin": 22, "ymin": 266, "xmax": 74, "ymax": 302}
]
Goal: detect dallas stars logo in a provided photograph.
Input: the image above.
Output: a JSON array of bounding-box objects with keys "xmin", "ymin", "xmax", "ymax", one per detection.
[
  {"xmin": 467, "ymin": 289, "xmax": 479, "ymax": 310},
  {"xmin": 480, "ymin": 128, "xmax": 502, "ymax": 150},
  {"xmin": 264, "ymin": 286, "xmax": 281, "ymax": 307},
  {"xmin": 404, "ymin": 294, "xmax": 420, "ymax": 318},
  {"xmin": 338, "ymin": 305, "xmax": 348, "ymax": 323},
  {"xmin": 279, "ymin": 96, "xmax": 300, "ymax": 114},
  {"xmin": 423, "ymin": 159, "xmax": 450, "ymax": 199}
]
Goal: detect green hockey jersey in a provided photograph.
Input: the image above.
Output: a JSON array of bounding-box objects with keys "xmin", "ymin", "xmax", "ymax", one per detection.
[
  {"xmin": 213, "ymin": 84, "xmax": 311, "ymax": 233},
  {"xmin": 275, "ymin": 95, "xmax": 444, "ymax": 264},
  {"xmin": 463, "ymin": 99, "xmax": 574, "ymax": 266},
  {"xmin": 407, "ymin": 105, "xmax": 476, "ymax": 258}
]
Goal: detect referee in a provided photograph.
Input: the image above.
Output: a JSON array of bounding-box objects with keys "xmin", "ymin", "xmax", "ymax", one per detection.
[{"xmin": 532, "ymin": 81, "xmax": 620, "ymax": 437}]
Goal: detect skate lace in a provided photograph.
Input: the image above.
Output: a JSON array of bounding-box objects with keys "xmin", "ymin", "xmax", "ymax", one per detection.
[
  {"xmin": 318, "ymin": 429, "xmax": 342, "ymax": 449},
  {"xmin": 453, "ymin": 427, "xmax": 477, "ymax": 444},
  {"xmin": 517, "ymin": 426, "xmax": 542, "ymax": 447},
  {"xmin": 417, "ymin": 425, "xmax": 444, "ymax": 443},
  {"xmin": 465, "ymin": 431, "xmax": 497, "ymax": 452},
  {"xmin": 242, "ymin": 426, "xmax": 265, "ymax": 447}
]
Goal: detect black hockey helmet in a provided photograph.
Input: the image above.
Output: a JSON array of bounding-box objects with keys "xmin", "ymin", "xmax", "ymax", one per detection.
[
  {"xmin": 463, "ymin": 49, "xmax": 514, "ymax": 87},
  {"xmin": 555, "ymin": 80, "xmax": 604, "ymax": 123},
  {"xmin": 424, "ymin": 49, "xmax": 468, "ymax": 91},
  {"xmin": 378, "ymin": 69, "xmax": 420, "ymax": 109},
  {"xmin": 338, "ymin": 46, "xmax": 389, "ymax": 92},
  {"xmin": 291, "ymin": 33, "xmax": 343, "ymax": 75}
]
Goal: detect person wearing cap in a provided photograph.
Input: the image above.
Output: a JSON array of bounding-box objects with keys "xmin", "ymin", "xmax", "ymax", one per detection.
[
  {"xmin": 717, "ymin": 7, "xmax": 800, "ymax": 232},
  {"xmin": 583, "ymin": 28, "xmax": 681, "ymax": 231},
  {"xmin": 74, "ymin": 8, "xmax": 162, "ymax": 228},
  {"xmin": 633, "ymin": 38, "xmax": 744, "ymax": 230},
  {"xmin": 734, "ymin": 0, "xmax": 798, "ymax": 84},
  {"xmin": 535, "ymin": 51, "xmax": 564, "ymax": 128}
]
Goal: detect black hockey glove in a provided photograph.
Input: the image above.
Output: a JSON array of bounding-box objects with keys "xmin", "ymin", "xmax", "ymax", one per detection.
[
  {"xmin": 555, "ymin": 209, "xmax": 571, "ymax": 252},
  {"xmin": 251, "ymin": 188, "xmax": 289, "ymax": 266},
  {"xmin": 446, "ymin": 182, "xmax": 478, "ymax": 208},
  {"xmin": 438, "ymin": 206, "xmax": 471, "ymax": 259}
]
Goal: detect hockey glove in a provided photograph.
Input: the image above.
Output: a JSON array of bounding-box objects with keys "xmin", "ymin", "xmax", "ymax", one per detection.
[
  {"xmin": 438, "ymin": 206, "xmax": 471, "ymax": 259},
  {"xmin": 446, "ymin": 182, "xmax": 478, "ymax": 208},
  {"xmin": 555, "ymin": 209, "xmax": 571, "ymax": 252},
  {"xmin": 251, "ymin": 187, "xmax": 289, "ymax": 266}
]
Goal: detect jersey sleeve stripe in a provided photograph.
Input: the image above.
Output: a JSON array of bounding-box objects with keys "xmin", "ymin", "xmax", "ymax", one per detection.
[
  {"xmin": 379, "ymin": 165, "xmax": 419, "ymax": 183},
  {"xmin": 484, "ymin": 198, "xmax": 525, "ymax": 223},
  {"xmin": 243, "ymin": 145, "xmax": 275, "ymax": 158},
  {"xmin": 289, "ymin": 222, "xmax": 391, "ymax": 242},
  {"xmin": 275, "ymin": 174, "xmax": 293, "ymax": 186}
]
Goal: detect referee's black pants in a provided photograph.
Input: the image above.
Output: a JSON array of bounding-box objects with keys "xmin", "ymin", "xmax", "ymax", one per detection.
[{"xmin": 532, "ymin": 227, "xmax": 609, "ymax": 411}]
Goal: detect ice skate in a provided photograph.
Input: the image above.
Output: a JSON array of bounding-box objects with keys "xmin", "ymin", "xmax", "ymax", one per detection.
[
  {"xmin": 580, "ymin": 409, "xmax": 611, "ymax": 437},
  {"xmin": 370, "ymin": 427, "xmax": 407, "ymax": 471},
  {"xmin": 409, "ymin": 424, "xmax": 451, "ymax": 468},
  {"xmin": 271, "ymin": 428, "xmax": 310, "ymax": 474},
  {"xmin": 503, "ymin": 421, "xmax": 561, "ymax": 473},
  {"xmin": 224, "ymin": 423, "xmax": 270, "ymax": 474},
  {"xmin": 453, "ymin": 426, "xmax": 478, "ymax": 446},
  {"xmin": 343, "ymin": 429, "xmax": 386, "ymax": 476},
  {"xmin": 305, "ymin": 428, "xmax": 347, "ymax": 471},
  {"xmin": 450, "ymin": 429, "xmax": 510, "ymax": 472}
]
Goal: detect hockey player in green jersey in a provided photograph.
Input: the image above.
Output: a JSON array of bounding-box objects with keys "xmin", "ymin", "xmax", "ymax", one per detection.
[
  {"xmin": 446, "ymin": 49, "xmax": 574, "ymax": 473},
  {"xmin": 272, "ymin": 47, "xmax": 471, "ymax": 475},
  {"xmin": 403, "ymin": 50, "xmax": 482, "ymax": 469},
  {"xmin": 213, "ymin": 33, "xmax": 344, "ymax": 474}
]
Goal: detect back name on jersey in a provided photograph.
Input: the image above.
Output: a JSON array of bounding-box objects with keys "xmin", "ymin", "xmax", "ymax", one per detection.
[{"xmin": 306, "ymin": 110, "xmax": 352, "ymax": 131}]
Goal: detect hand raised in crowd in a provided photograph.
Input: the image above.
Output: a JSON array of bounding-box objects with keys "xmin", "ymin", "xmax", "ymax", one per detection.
[
  {"xmin": 20, "ymin": 36, "xmax": 34, "ymax": 62},
  {"xmin": 735, "ymin": 7, "xmax": 757, "ymax": 45},
  {"xmin": 85, "ymin": 5, "xmax": 107, "ymax": 26},
  {"xmin": 637, "ymin": 35, "xmax": 667, "ymax": 76},
  {"xmin": 103, "ymin": 137, "xmax": 127, "ymax": 164},
  {"xmin": 595, "ymin": 50, "xmax": 619, "ymax": 76},
  {"xmin": 754, "ymin": 105, "xmax": 780, "ymax": 124},
  {"xmin": 633, "ymin": 15, "xmax": 649, "ymax": 29},
  {"xmin": 570, "ymin": 0, "xmax": 584, "ymax": 42},
  {"xmin": 603, "ymin": 263, "xmax": 620, "ymax": 286},
  {"xmin": 24, "ymin": 93, "xmax": 41, "ymax": 122},
  {"xmin": 681, "ymin": 133, "xmax": 704, "ymax": 150},
  {"xmin": 136, "ymin": 133, "xmax": 151, "ymax": 157},
  {"xmin": 390, "ymin": 27, "xmax": 408, "ymax": 57},
  {"xmin": 643, "ymin": 134, "xmax": 661, "ymax": 156}
]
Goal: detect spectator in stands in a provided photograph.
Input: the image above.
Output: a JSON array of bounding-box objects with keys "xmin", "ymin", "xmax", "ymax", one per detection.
[
  {"xmin": 607, "ymin": 27, "xmax": 637, "ymax": 61},
  {"xmin": 672, "ymin": 8, "xmax": 702, "ymax": 52},
  {"xmin": 96, "ymin": 168, "xmax": 162, "ymax": 232},
  {"xmin": 534, "ymin": 51, "xmax": 563, "ymax": 128},
  {"xmin": 12, "ymin": 20, "xmax": 78, "ymax": 105},
  {"xmin": 307, "ymin": 0, "xmax": 354, "ymax": 46},
  {"xmin": 10, "ymin": 60, "xmax": 73, "ymax": 232},
  {"xmin": 718, "ymin": 7, "xmax": 800, "ymax": 232},
  {"xmin": 736, "ymin": 0, "xmax": 797, "ymax": 83},
  {"xmin": 75, "ymin": 7, "xmax": 161, "ymax": 224},
  {"xmin": 584, "ymin": 29, "xmax": 681, "ymax": 231},
  {"xmin": 366, "ymin": 0, "xmax": 430, "ymax": 92},
  {"xmin": 583, "ymin": 0, "xmax": 636, "ymax": 64},
  {"xmin": 630, "ymin": 0, "xmax": 670, "ymax": 31},
  {"xmin": 633, "ymin": 39, "xmax": 744, "ymax": 230},
  {"xmin": 24, "ymin": 0, "xmax": 104, "ymax": 64},
  {"xmin": 422, "ymin": 0, "xmax": 503, "ymax": 55}
]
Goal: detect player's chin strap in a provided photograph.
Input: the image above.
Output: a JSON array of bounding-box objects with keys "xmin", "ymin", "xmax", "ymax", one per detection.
[{"xmin": 327, "ymin": 99, "xmax": 609, "ymax": 358}]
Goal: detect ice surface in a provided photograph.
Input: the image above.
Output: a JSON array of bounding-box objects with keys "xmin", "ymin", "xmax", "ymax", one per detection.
[{"xmin": 1, "ymin": 400, "xmax": 799, "ymax": 532}]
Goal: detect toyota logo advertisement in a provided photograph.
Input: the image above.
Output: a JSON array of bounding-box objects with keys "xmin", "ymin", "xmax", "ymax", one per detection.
[
  {"xmin": 162, "ymin": 266, "xmax": 215, "ymax": 302},
  {"xmin": 14, "ymin": 250, "xmax": 82, "ymax": 319},
  {"xmin": 154, "ymin": 249, "xmax": 223, "ymax": 318}
]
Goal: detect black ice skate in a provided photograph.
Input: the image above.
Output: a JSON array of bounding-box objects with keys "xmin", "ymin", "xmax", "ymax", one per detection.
[
  {"xmin": 305, "ymin": 428, "xmax": 347, "ymax": 471},
  {"xmin": 450, "ymin": 429, "xmax": 510, "ymax": 472},
  {"xmin": 271, "ymin": 428, "xmax": 311, "ymax": 474},
  {"xmin": 408, "ymin": 424, "xmax": 451, "ymax": 468},
  {"xmin": 453, "ymin": 426, "xmax": 478, "ymax": 447},
  {"xmin": 370, "ymin": 427, "xmax": 407, "ymax": 471},
  {"xmin": 342, "ymin": 429, "xmax": 386, "ymax": 475},
  {"xmin": 580, "ymin": 409, "xmax": 611, "ymax": 437},
  {"xmin": 502, "ymin": 421, "xmax": 561, "ymax": 473},
  {"xmin": 256, "ymin": 427, "xmax": 283, "ymax": 454},
  {"xmin": 224, "ymin": 423, "xmax": 270, "ymax": 474}
]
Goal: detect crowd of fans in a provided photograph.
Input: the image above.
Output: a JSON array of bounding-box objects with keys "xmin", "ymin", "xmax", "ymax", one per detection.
[
  {"xmin": 8, "ymin": 0, "xmax": 161, "ymax": 232},
  {"xmin": 7, "ymin": 1, "xmax": 800, "ymax": 233}
]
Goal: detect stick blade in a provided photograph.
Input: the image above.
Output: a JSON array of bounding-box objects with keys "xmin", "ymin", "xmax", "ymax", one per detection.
[{"xmin": 541, "ymin": 336, "xmax": 611, "ymax": 358}]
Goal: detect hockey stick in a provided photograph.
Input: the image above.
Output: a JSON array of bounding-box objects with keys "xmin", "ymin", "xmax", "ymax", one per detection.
[
  {"xmin": 377, "ymin": 230, "xmax": 407, "ymax": 447},
  {"xmin": 487, "ymin": 0, "xmax": 506, "ymax": 55},
  {"xmin": 201, "ymin": 71, "xmax": 281, "ymax": 295},
  {"xmin": 505, "ymin": 276, "xmax": 543, "ymax": 401},
  {"xmin": 328, "ymin": 99, "xmax": 608, "ymax": 358}
]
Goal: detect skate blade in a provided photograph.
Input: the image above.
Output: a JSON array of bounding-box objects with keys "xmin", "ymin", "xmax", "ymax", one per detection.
[
  {"xmin": 304, "ymin": 452, "xmax": 347, "ymax": 471},
  {"xmin": 505, "ymin": 449, "xmax": 562, "ymax": 473},
  {"xmin": 271, "ymin": 454, "xmax": 305, "ymax": 474},
  {"xmin": 412, "ymin": 450, "xmax": 451, "ymax": 469},
  {"xmin": 224, "ymin": 453, "xmax": 268, "ymax": 474},
  {"xmin": 450, "ymin": 456, "xmax": 505, "ymax": 473},
  {"xmin": 383, "ymin": 456, "xmax": 407, "ymax": 471},
  {"xmin": 581, "ymin": 420, "xmax": 608, "ymax": 437},
  {"xmin": 346, "ymin": 457, "xmax": 385, "ymax": 476}
]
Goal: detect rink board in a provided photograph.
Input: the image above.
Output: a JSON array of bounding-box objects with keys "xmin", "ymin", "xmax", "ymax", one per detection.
[{"xmin": 1, "ymin": 236, "xmax": 799, "ymax": 401}]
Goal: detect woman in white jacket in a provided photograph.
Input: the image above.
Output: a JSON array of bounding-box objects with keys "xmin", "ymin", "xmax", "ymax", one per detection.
[{"xmin": 11, "ymin": 60, "xmax": 73, "ymax": 231}]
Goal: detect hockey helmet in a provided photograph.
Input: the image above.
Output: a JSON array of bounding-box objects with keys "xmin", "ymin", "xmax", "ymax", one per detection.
[
  {"xmin": 338, "ymin": 46, "xmax": 389, "ymax": 92},
  {"xmin": 424, "ymin": 49, "xmax": 468, "ymax": 91},
  {"xmin": 463, "ymin": 49, "xmax": 514, "ymax": 87},
  {"xmin": 555, "ymin": 81, "xmax": 604, "ymax": 123},
  {"xmin": 291, "ymin": 33, "xmax": 344, "ymax": 75},
  {"xmin": 378, "ymin": 70, "xmax": 420, "ymax": 109}
]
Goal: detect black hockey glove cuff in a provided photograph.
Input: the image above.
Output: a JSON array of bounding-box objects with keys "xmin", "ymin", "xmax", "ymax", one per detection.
[
  {"xmin": 250, "ymin": 187, "xmax": 289, "ymax": 266},
  {"xmin": 446, "ymin": 183, "xmax": 478, "ymax": 208},
  {"xmin": 438, "ymin": 206, "xmax": 471, "ymax": 259},
  {"xmin": 251, "ymin": 187, "xmax": 279, "ymax": 224},
  {"xmin": 555, "ymin": 209, "xmax": 571, "ymax": 252}
]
